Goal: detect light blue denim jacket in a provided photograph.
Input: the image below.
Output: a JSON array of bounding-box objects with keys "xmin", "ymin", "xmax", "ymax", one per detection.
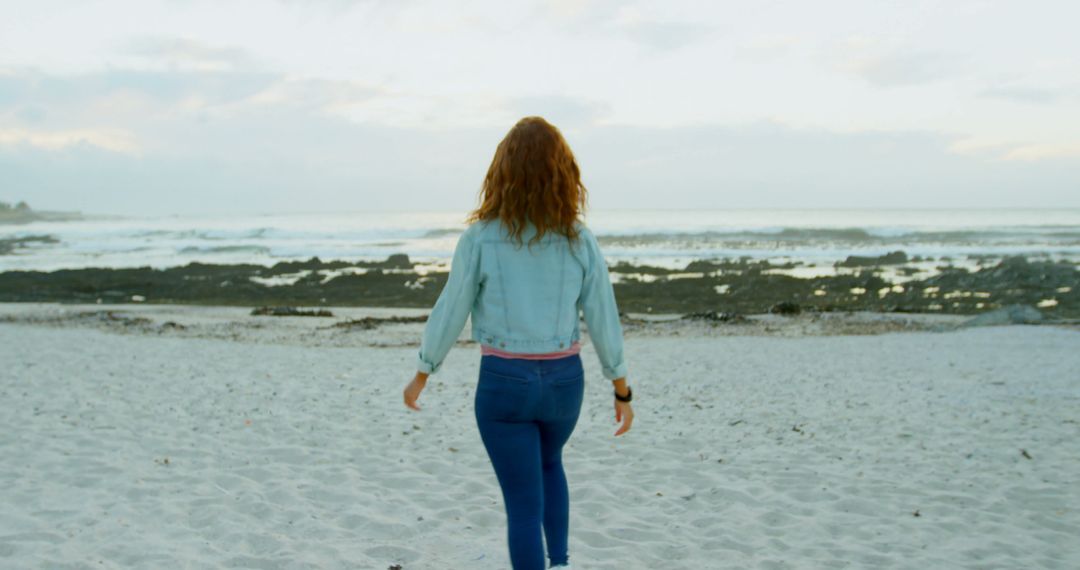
[{"xmin": 416, "ymin": 218, "xmax": 628, "ymax": 380}]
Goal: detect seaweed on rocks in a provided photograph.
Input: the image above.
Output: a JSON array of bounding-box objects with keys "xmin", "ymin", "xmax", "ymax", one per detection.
[
  {"xmin": 325, "ymin": 315, "xmax": 428, "ymax": 330},
  {"xmin": 250, "ymin": 306, "xmax": 334, "ymax": 317},
  {"xmin": 769, "ymin": 302, "xmax": 802, "ymax": 316},
  {"xmin": 681, "ymin": 310, "xmax": 746, "ymax": 323},
  {"xmin": 961, "ymin": 305, "xmax": 1043, "ymax": 327},
  {"xmin": 2, "ymin": 253, "xmax": 1077, "ymax": 319},
  {"xmin": 76, "ymin": 310, "xmax": 154, "ymax": 326}
]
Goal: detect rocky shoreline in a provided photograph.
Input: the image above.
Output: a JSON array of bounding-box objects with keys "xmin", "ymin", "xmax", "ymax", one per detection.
[
  {"xmin": 0, "ymin": 302, "xmax": 1042, "ymax": 352},
  {"xmin": 0, "ymin": 234, "xmax": 59, "ymax": 255},
  {"xmin": 0, "ymin": 201, "xmax": 83, "ymax": 225},
  {"xmin": 0, "ymin": 253, "xmax": 1076, "ymax": 319}
]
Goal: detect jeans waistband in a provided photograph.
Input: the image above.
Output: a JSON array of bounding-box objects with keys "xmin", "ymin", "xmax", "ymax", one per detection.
[{"xmin": 481, "ymin": 352, "xmax": 582, "ymax": 375}]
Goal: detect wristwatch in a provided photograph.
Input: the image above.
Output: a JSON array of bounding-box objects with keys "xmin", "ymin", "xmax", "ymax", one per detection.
[{"xmin": 614, "ymin": 386, "xmax": 633, "ymax": 403}]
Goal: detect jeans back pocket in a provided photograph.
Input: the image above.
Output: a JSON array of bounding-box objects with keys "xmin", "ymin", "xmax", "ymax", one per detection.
[
  {"xmin": 547, "ymin": 359, "xmax": 585, "ymax": 386},
  {"xmin": 476, "ymin": 369, "xmax": 534, "ymax": 421},
  {"xmin": 549, "ymin": 372, "xmax": 584, "ymax": 420}
]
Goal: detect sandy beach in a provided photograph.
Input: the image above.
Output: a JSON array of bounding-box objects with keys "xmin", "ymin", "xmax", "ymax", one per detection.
[{"xmin": 2, "ymin": 303, "xmax": 1078, "ymax": 569}]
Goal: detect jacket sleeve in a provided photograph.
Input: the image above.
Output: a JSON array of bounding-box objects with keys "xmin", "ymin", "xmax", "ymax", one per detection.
[
  {"xmin": 417, "ymin": 228, "xmax": 481, "ymax": 375},
  {"xmin": 577, "ymin": 228, "xmax": 628, "ymax": 380}
]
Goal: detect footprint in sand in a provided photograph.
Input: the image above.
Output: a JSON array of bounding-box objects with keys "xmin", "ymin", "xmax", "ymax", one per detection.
[{"xmin": 364, "ymin": 544, "xmax": 421, "ymax": 564}]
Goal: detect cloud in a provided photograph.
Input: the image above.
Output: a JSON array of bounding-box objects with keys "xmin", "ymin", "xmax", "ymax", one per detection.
[
  {"xmin": 6, "ymin": 111, "xmax": 1078, "ymax": 216},
  {"xmin": 612, "ymin": 5, "xmax": 714, "ymax": 51},
  {"xmin": 829, "ymin": 36, "xmax": 961, "ymax": 88},
  {"xmin": 0, "ymin": 118, "xmax": 504, "ymax": 215},
  {"xmin": 125, "ymin": 37, "xmax": 259, "ymax": 72},
  {"xmin": 949, "ymin": 136, "xmax": 1080, "ymax": 163},
  {"xmin": 272, "ymin": 0, "xmax": 391, "ymax": 9},
  {"xmin": 3, "ymin": 62, "xmax": 1077, "ymax": 215},
  {"xmin": 842, "ymin": 51, "xmax": 958, "ymax": 87},
  {"xmin": 540, "ymin": 0, "xmax": 620, "ymax": 23},
  {"xmin": 0, "ymin": 66, "xmax": 277, "ymax": 111},
  {"xmin": 0, "ymin": 65, "xmax": 394, "ymax": 133},
  {"xmin": 246, "ymin": 77, "xmax": 383, "ymax": 113},
  {"xmin": 0, "ymin": 128, "xmax": 139, "ymax": 154},
  {"xmin": 946, "ymin": 137, "xmax": 1017, "ymax": 158},
  {"xmin": 737, "ymin": 34, "xmax": 802, "ymax": 62},
  {"xmin": 577, "ymin": 122, "xmax": 1079, "ymax": 208},
  {"xmin": 979, "ymin": 85, "xmax": 1065, "ymax": 105},
  {"xmin": 15, "ymin": 105, "xmax": 47, "ymax": 124},
  {"xmin": 1001, "ymin": 143, "xmax": 1080, "ymax": 161},
  {"xmin": 537, "ymin": 1, "xmax": 714, "ymax": 50},
  {"xmin": 504, "ymin": 95, "xmax": 611, "ymax": 128},
  {"xmin": 620, "ymin": 20, "xmax": 713, "ymax": 51}
]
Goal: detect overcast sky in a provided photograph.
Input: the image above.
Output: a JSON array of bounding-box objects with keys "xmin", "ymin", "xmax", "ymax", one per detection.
[{"xmin": 2, "ymin": 0, "xmax": 1079, "ymax": 216}]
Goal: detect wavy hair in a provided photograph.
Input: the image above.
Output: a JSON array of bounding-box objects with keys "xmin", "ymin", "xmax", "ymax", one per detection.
[{"xmin": 464, "ymin": 116, "xmax": 588, "ymax": 250}]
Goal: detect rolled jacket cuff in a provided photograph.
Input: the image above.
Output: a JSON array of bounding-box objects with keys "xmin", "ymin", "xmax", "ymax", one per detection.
[
  {"xmin": 416, "ymin": 351, "xmax": 441, "ymax": 375},
  {"xmin": 602, "ymin": 361, "xmax": 628, "ymax": 381}
]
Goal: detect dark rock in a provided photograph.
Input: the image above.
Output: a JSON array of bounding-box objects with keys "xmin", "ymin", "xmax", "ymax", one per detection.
[
  {"xmin": 75, "ymin": 310, "xmax": 153, "ymax": 326},
  {"xmin": 837, "ymin": 250, "xmax": 908, "ymax": 267},
  {"xmin": 251, "ymin": 306, "xmax": 334, "ymax": 317},
  {"xmin": 0, "ymin": 234, "xmax": 59, "ymax": 255},
  {"xmin": 326, "ymin": 315, "xmax": 428, "ymax": 330},
  {"xmin": 610, "ymin": 260, "xmax": 673, "ymax": 275},
  {"xmin": 681, "ymin": 310, "xmax": 746, "ymax": 323},
  {"xmin": 769, "ymin": 301, "xmax": 802, "ymax": 316},
  {"xmin": 381, "ymin": 253, "xmax": 413, "ymax": 269}
]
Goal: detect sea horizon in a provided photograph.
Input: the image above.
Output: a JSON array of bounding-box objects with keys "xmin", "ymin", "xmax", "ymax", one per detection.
[{"xmin": 2, "ymin": 207, "xmax": 1079, "ymax": 273}]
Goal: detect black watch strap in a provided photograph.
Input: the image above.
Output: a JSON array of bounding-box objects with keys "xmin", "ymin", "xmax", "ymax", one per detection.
[{"xmin": 614, "ymin": 386, "xmax": 632, "ymax": 403}]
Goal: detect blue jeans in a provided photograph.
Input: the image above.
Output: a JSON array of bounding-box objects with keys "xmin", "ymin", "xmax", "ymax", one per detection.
[{"xmin": 475, "ymin": 353, "xmax": 585, "ymax": 570}]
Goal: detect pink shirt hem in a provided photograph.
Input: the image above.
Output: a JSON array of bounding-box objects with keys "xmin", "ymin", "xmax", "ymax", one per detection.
[{"xmin": 481, "ymin": 340, "xmax": 581, "ymax": 360}]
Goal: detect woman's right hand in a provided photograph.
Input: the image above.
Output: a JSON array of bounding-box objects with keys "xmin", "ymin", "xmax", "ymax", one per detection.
[{"xmin": 611, "ymin": 378, "xmax": 633, "ymax": 436}]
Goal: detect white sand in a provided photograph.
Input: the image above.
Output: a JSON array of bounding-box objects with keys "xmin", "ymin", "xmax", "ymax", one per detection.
[{"xmin": 1, "ymin": 303, "xmax": 1078, "ymax": 569}]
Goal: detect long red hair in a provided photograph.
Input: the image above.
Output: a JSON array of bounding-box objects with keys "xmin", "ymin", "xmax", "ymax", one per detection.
[{"xmin": 465, "ymin": 116, "xmax": 588, "ymax": 249}]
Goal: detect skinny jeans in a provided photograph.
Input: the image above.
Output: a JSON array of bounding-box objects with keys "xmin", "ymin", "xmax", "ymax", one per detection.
[{"xmin": 474, "ymin": 353, "xmax": 585, "ymax": 570}]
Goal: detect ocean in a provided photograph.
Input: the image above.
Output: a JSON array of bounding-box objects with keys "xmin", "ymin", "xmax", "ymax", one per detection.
[{"xmin": 3, "ymin": 208, "xmax": 1079, "ymax": 273}]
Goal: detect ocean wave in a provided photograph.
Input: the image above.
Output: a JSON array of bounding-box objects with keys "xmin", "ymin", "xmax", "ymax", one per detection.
[
  {"xmin": 421, "ymin": 227, "xmax": 465, "ymax": 239},
  {"xmin": 594, "ymin": 226, "xmax": 1080, "ymax": 246},
  {"xmin": 178, "ymin": 245, "xmax": 272, "ymax": 255},
  {"xmin": 134, "ymin": 227, "xmax": 274, "ymax": 241}
]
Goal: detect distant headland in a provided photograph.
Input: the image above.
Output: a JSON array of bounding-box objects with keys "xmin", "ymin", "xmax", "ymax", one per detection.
[{"xmin": 0, "ymin": 201, "xmax": 84, "ymax": 225}]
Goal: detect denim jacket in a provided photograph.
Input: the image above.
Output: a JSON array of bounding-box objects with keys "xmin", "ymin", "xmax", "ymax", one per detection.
[{"xmin": 416, "ymin": 218, "xmax": 628, "ymax": 380}]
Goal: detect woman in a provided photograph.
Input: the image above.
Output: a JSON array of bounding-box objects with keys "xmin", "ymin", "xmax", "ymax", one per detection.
[{"xmin": 402, "ymin": 116, "xmax": 634, "ymax": 570}]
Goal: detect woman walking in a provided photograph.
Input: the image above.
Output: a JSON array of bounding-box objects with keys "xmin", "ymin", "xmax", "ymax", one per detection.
[{"xmin": 402, "ymin": 116, "xmax": 634, "ymax": 570}]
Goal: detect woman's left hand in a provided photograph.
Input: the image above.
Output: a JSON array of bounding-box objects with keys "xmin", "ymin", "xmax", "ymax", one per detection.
[{"xmin": 403, "ymin": 372, "xmax": 429, "ymax": 411}]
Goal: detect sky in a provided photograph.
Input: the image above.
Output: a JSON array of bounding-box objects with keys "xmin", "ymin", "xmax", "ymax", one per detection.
[{"xmin": 1, "ymin": 0, "xmax": 1079, "ymax": 216}]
